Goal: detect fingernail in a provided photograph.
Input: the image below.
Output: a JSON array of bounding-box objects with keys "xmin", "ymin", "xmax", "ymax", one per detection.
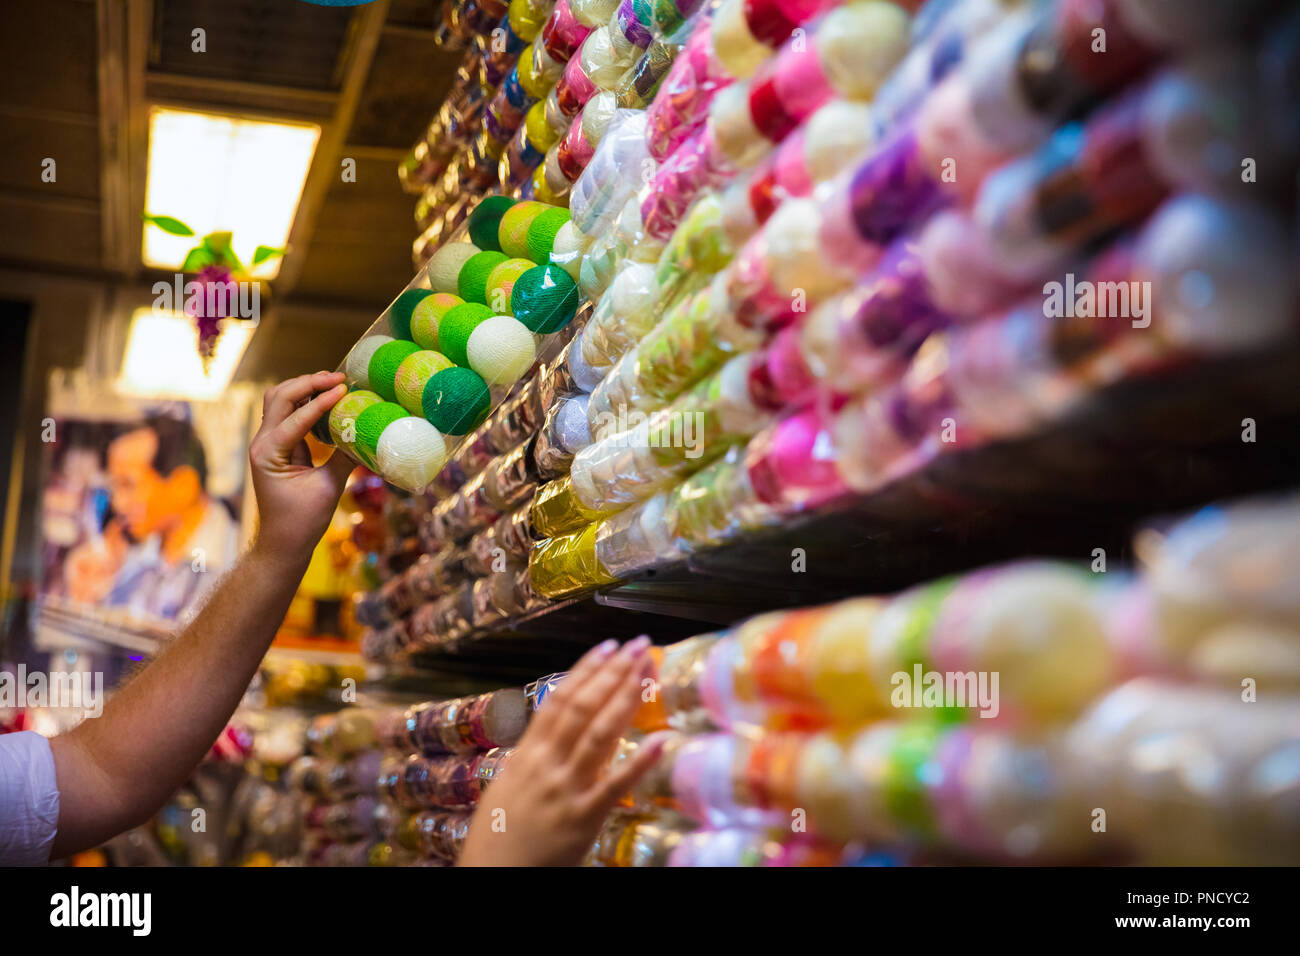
[
  {"xmin": 594, "ymin": 639, "xmax": 618, "ymax": 658},
  {"xmin": 625, "ymin": 635, "xmax": 652, "ymax": 656}
]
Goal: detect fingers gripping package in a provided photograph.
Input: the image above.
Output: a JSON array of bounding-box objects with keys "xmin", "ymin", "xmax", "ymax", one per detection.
[{"xmin": 319, "ymin": 197, "xmax": 582, "ymax": 493}]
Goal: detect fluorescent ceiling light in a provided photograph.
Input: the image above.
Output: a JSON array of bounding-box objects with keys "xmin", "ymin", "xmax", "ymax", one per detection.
[
  {"xmin": 143, "ymin": 108, "xmax": 320, "ymax": 279},
  {"xmin": 117, "ymin": 308, "xmax": 255, "ymax": 401}
]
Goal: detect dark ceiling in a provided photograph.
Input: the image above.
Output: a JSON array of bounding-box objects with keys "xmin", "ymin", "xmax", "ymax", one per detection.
[{"xmin": 0, "ymin": 0, "xmax": 459, "ymax": 369}]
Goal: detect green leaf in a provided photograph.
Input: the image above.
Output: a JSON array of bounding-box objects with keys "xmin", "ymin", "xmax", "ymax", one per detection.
[
  {"xmin": 181, "ymin": 247, "xmax": 214, "ymax": 272},
  {"xmin": 203, "ymin": 231, "xmax": 233, "ymax": 254},
  {"xmin": 252, "ymin": 245, "xmax": 287, "ymax": 265},
  {"xmin": 142, "ymin": 213, "xmax": 194, "ymax": 237}
]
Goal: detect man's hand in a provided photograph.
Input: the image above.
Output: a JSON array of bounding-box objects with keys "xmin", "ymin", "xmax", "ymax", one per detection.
[
  {"xmin": 458, "ymin": 636, "xmax": 666, "ymax": 866},
  {"xmin": 248, "ymin": 371, "xmax": 353, "ymax": 566}
]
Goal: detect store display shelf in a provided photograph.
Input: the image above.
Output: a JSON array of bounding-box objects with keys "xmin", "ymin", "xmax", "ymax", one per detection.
[{"xmin": 416, "ymin": 340, "xmax": 1300, "ymax": 671}]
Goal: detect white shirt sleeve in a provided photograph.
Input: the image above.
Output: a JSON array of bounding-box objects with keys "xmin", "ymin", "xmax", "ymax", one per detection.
[{"xmin": 0, "ymin": 731, "xmax": 60, "ymax": 866}]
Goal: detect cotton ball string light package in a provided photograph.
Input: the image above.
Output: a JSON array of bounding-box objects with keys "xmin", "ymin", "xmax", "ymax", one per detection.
[{"xmin": 324, "ymin": 196, "xmax": 578, "ymax": 494}]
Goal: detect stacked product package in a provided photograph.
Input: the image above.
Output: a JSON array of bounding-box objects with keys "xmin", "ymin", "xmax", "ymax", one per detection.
[
  {"xmin": 520, "ymin": 0, "xmax": 1298, "ymax": 599},
  {"xmin": 327, "ymin": 495, "xmax": 1300, "ymax": 866},
  {"xmin": 349, "ymin": 0, "xmax": 1297, "ymax": 658},
  {"xmin": 552, "ymin": 496, "xmax": 1300, "ymax": 866},
  {"xmin": 290, "ymin": 688, "xmax": 528, "ymax": 866}
]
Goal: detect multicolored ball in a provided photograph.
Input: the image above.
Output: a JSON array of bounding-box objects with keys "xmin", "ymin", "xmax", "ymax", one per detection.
[
  {"xmin": 376, "ymin": 416, "xmax": 448, "ymax": 493},
  {"xmin": 467, "ymin": 315, "xmax": 537, "ymax": 385},
  {"xmin": 409, "ymin": 292, "xmax": 463, "ymax": 351},
  {"xmin": 345, "ymin": 335, "xmax": 393, "ymax": 389},
  {"xmin": 511, "ymin": 263, "xmax": 581, "ymax": 333},
  {"xmin": 367, "ymin": 339, "xmax": 421, "ymax": 403},
  {"xmin": 394, "ymin": 349, "xmax": 454, "ymax": 415},
  {"xmin": 458, "ymin": 250, "xmax": 511, "ymax": 304},
  {"xmin": 485, "ymin": 257, "xmax": 535, "ymax": 314},
  {"xmin": 467, "ymin": 195, "xmax": 518, "ymax": 251},
  {"xmin": 353, "ymin": 401, "xmax": 409, "ymax": 466},
  {"xmin": 426, "ymin": 241, "xmax": 481, "ymax": 294},
  {"xmin": 328, "ymin": 389, "xmax": 382, "ymax": 448},
  {"xmin": 498, "ymin": 200, "xmax": 549, "ymax": 258},
  {"xmin": 438, "ymin": 302, "xmax": 495, "ymax": 367},
  {"xmin": 525, "ymin": 207, "xmax": 571, "ymax": 264},
  {"xmin": 388, "ymin": 288, "xmax": 433, "ymax": 340},
  {"xmin": 421, "ymin": 366, "xmax": 492, "ymax": 436}
]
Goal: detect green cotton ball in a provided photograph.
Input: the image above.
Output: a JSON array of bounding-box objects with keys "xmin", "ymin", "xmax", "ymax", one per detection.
[
  {"xmin": 457, "ymin": 250, "xmax": 510, "ymax": 304},
  {"xmin": 367, "ymin": 339, "xmax": 421, "ymax": 403},
  {"xmin": 388, "ymin": 288, "xmax": 433, "ymax": 340},
  {"xmin": 329, "ymin": 389, "xmax": 382, "ymax": 448},
  {"xmin": 467, "ymin": 195, "xmax": 517, "ymax": 251},
  {"xmin": 353, "ymin": 401, "xmax": 409, "ymax": 464},
  {"xmin": 421, "ymin": 366, "xmax": 491, "ymax": 436},
  {"xmin": 511, "ymin": 263, "xmax": 581, "ymax": 334},
  {"xmin": 525, "ymin": 207, "xmax": 571, "ymax": 264},
  {"xmin": 438, "ymin": 301, "xmax": 494, "ymax": 367}
]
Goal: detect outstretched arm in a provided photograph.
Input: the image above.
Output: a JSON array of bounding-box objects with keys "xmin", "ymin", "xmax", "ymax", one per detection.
[{"xmin": 49, "ymin": 371, "xmax": 352, "ymax": 858}]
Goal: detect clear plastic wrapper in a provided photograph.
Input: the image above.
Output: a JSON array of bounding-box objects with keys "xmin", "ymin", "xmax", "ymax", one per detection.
[
  {"xmin": 568, "ymin": 109, "xmax": 650, "ymax": 236},
  {"xmin": 528, "ymin": 521, "xmax": 620, "ymax": 596},
  {"xmin": 530, "ymin": 473, "xmax": 606, "ymax": 537},
  {"xmin": 533, "ymin": 392, "xmax": 593, "ymax": 477},
  {"xmin": 575, "ymin": 353, "xmax": 766, "ymax": 512},
  {"xmin": 330, "ymin": 196, "xmax": 582, "ymax": 494},
  {"xmin": 570, "ymin": 0, "xmax": 620, "ymax": 28},
  {"xmin": 541, "ymin": 0, "xmax": 594, "ymax": 61},
  {"xmin": 412, "ymin": 810, "xmax": 472, "ymax": 862},
  {"xmin": 587, "ymin": 273, "xmax": 762, "ymax": 428},
  {"xmin": 646, "ymin": 13, "xmax": 732, "ymax": 160},
  {"xmin": 579, "ymin": 260, "xmax": 659, "ymax": 370}
]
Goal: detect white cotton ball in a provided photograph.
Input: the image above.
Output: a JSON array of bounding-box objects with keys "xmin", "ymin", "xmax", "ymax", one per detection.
[
  {"xmin": 466, "ymin": 314, "xmax": 537, "ymax": 385},
  {"xmin": 549, "ymin": 221, "xmax": 589, "ymax": 282},
  {"xmin": 345, "ymin": 335, "xmax": 393, "ymax": 389},
  {"xmin": 555, "ymin": 395, "xmax": 593, "ymax": 453},
  {"xmin": 375, "ymin": 416, "xmax": 447, "ymax": 493}
]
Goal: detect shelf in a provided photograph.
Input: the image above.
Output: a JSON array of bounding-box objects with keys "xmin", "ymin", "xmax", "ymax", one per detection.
[{"xmin": 401, "ymin": 341, "xmax": 1300, "ymax": 677}]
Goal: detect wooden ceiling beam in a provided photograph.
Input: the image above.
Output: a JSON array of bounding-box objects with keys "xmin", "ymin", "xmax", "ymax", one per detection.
[{"xmin": 144, "ymin": 73, "xmax": 340, "ymax": 121}]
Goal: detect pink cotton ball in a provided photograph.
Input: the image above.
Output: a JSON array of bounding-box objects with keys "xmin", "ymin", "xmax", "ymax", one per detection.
[
  {"xmin": 918, "ymin": 210, "xmax": 1026, "ymax": 320},
  {"xmin": 746, "ymin": 408, "xmax": 846, "ymax": 508}
]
